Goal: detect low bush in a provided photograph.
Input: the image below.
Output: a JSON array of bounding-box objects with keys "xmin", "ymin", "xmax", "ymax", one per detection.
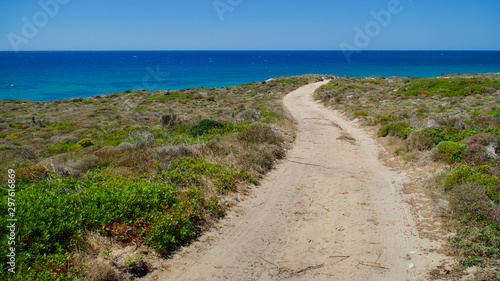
[
  {"xmin": 237, "ymin": 124, "xmax": 282, "ymax": 146},
  {"xmin": 463, "ymin": 143, "xmax": 493, "ymax": 166},
  {"xmin": 16, "ymin": 164, "xmax": 49, "ymax": 181},
  {"xmin": 76, "ymin": 137, "xmax": 94, "ymax": 148},
  {"xmin": 451, "ymin": 223, "xmax": 500, "ymax": 266},
  {"xmin": 471, "ymin": 114, "xmax": 498, "ymax": 129},
  {"xmin": 464, "ymin": 133, "xmax": 498, "ymax": 146},
  {"xmin": 354, "ymin": 110, "xmax": 368, "ymax": 117},
  {"xmin": 0, "ymin": 169, "xmax": 222, "ymax": 278},
  {"xmin": 404, "ymin": 77, "xmax": 500, "ymax": 96},
  {"xmin": 449, "ymin": 184, "xmax": 499, "ymax": 222},
  {"xmin": 188, "ymin": 119, "xmax": 224, "ymax": 136},
  {"xmin": 462, "ymin": 133, "xmax": 499, "ymax": 165},
  {"xmin": 162, "ymin": 157, "xmax": 246, "ymax": 193},
  {"xmin": 378, "ymin": 121, "xmax": 414, "ymax": 139},
  {"xmin": 261, "ymin": 111, "xmax": 283, "ymax": 123},
  {"xmin": 377, "ymin": 114, "xmax": 396, "ymax": 124},
  {"xmin": 160, "ymin": 110, "xmax": 179, "ymax": 128},
  {"xmin": 442, "ymin": 165, "xmax": 472, "ymax": 191},
  {"xmin": 4, "ymin": 131, "xmax": 24, "ymax": 139},
  {"xmin": 127, "ymin": 131, "xmax": 156, "ymax": 148},
  {"xmin": 48, "ymin": 140, "xmax": 74, "ymax": 154},
  {"xmin": 431, "ymin": 141, "xmax": 466, "ymax": 163},
  {"xmin": 407, "ymin": 130, "xmax": 435, "ymax": 151},
  {"xmin": 443, "ymin": 165, "xmax": 500, "ymax": 199}
]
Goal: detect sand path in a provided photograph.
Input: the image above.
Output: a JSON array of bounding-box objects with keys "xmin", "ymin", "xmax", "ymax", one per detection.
[{"xmin": 154, "ymin": 81, "xmax": 448, "ymax": 280}]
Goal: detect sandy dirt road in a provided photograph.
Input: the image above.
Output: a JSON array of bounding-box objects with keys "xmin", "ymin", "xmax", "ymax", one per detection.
[{"xmin": 154, "ymin": 81, "xmax": 448, "ymax": 280}]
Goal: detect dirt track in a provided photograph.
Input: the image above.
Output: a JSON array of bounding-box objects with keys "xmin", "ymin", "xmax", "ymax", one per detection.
[{"xmin": 153, "ymin": 81, "xmax": 449, "ymax": 280}]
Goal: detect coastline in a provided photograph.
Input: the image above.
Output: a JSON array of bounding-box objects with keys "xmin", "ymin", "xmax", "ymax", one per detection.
[
  {"xmin": 2, "ymin": 50, "xmax": 500, "ymax": 101},
  {"xmin": 1, "ymin": 73, "xmax": 499, "ymax": 279}
]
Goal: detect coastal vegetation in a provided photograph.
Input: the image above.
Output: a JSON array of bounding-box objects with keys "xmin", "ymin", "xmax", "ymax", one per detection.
[
  {"xmin": 0, "ymin": 74, "xmax": 325, "ymax": 280},
  {"xmin": 314, "ymin": 73, "xmax": 500, "ymax": 279},
  {"xmin": 3, "ymin": 72, "xmax": 499, "ymax": 280}
]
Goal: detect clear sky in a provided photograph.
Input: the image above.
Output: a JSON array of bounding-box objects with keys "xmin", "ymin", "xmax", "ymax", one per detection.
[{"xmin": 1, "ymin": 0, "xmax": 499, "ymax": 51}]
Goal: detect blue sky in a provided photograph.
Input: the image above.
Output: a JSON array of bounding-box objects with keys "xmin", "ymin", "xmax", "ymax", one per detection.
[{"xmin": 1, "ymin": 0, "xmax": 499, "ymax": 51}]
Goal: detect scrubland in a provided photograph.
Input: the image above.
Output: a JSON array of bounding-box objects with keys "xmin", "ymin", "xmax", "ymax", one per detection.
[
  {"xmin": 2, "ymin": 72, "xmax": 499, "ymax": 280},
  {"xmin": 314, "ymin": 73, "xmax": 500, "ymax": 279},
  {"xmin": 0, "ymin": 75, "xmax": 325, "ymax": 280}
]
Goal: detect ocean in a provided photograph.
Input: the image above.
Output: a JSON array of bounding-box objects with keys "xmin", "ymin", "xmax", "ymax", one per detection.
[{"xmin": 1, "ymin": 51, "xmax": 500, "ymax": 101}]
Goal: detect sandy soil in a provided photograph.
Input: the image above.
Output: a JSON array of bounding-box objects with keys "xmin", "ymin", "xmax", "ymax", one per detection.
[{"xmin": 151, "ymin": 81, "xmax": 451, "ymax": 281}]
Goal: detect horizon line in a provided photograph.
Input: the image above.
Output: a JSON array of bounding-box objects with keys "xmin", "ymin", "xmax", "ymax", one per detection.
[{"xmin": 1, "ymin": 49, "xmax": 500, "ymax": 52}]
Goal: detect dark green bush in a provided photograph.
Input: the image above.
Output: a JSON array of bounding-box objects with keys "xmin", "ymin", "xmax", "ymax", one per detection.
[
  {"xmin": 76, "ymin": 137, "xmax": 94, "ymax": 148},
  {"xmin": 0, "ymin": 169, "xmax": 222, "ymax": 278},
  {"xmin": 188, "ymin": 119, "xmax": 224, "ymax": 136}
]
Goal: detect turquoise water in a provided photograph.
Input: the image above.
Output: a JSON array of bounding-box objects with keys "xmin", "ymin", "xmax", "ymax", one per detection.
[{"xmin": 1, "ymin": 51, "xmax": 500, "ymax": 101}]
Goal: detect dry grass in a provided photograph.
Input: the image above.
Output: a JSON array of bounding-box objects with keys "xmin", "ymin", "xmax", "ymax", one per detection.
[{"xmin": 0, "ymin": 74, "xmax": 329, "ymax": 280}]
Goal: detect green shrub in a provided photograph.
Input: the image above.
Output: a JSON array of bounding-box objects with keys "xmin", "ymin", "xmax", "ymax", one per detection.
[
  {"xmin": 437, "ymin": 141, "xmax": 466, "ymax": 155},
  {"xmin": 354, "ymin": 110, "xmax": 368, "ymax": 117},
  {"xmin": 452, "ymin": 224, "xmax": 500, "ymax": 266},
  {"xmin": 378, "ymin": 123, "xmax": 392, "ymax": 137},
  {"xmin": 4, "ymin": 131, "xmax": 24, "ymax": 139},
  {"xmin": 9, "ymin": 123, "xmax": 23, "ymax": 128},
  {"xmin": 377, "ymin": 114, "xmax": 396, "ymax": 123},
  {"xmin": 378, "ymin": 121, "xmax": 413, "ymax": 139},
  {"xmin": 405, "ymin": 77, "xmax": 500, "ymax": 96},
  {"xmin": 261, "ymin": 111, "xmax": 283, "ymax": 123},
  {"xmin": 451, "ymin": 128, "xmax": 500, "ymax": 142},
  {"xmin": 46, "ymin": 122, "xmax": 77, "ymax": 131},
  {"xmin": 48, "ymin": 140, "xmax": 74, "ymax": 154},
  {"xmin": 420, "ymin": 127, "xmax": 448, "ymax": 144},
  {"xmin": 188, "ymin": 119, "xmax": 224, "ymax": 136},
  {"xmin": 146, "ymin": 209, "xmax": 196, "ymax": 251},
  {"xmin": 162, "ymin": 157, "xmax": 243, "ymax": 193},
  {"xmin": 76, "ymin": 137, "xmax": 94, "ymax": 148},
  {"xmin": 432, "ymin": 141, "xmax": 466, "ymax": 163},
  {"xmin": 416, "ymin": 127, "xmax": 499, "ymax": 145},
  {"xmin": 443, "ymin": 165, "xmax": 473, "ymax": 191},
  {"xmin": 0, "ymin": 169, "xmax": 224, "ymax": 278},
  {"xmin": 401, "ymin": 127, "xmax": 417, "ymax": 139},
  {"xmin": 443, "ymin": 165, "xmax": 500, "ymax": 197},
  {"xmin": 277, "ymin": 77, "xmax": 308, "ymax": 84}
]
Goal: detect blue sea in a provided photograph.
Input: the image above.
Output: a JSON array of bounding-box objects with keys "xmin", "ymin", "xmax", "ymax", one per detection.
[{"xmin": 1, "ymin": 51, "xmax": 500, "ymax": 101}]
